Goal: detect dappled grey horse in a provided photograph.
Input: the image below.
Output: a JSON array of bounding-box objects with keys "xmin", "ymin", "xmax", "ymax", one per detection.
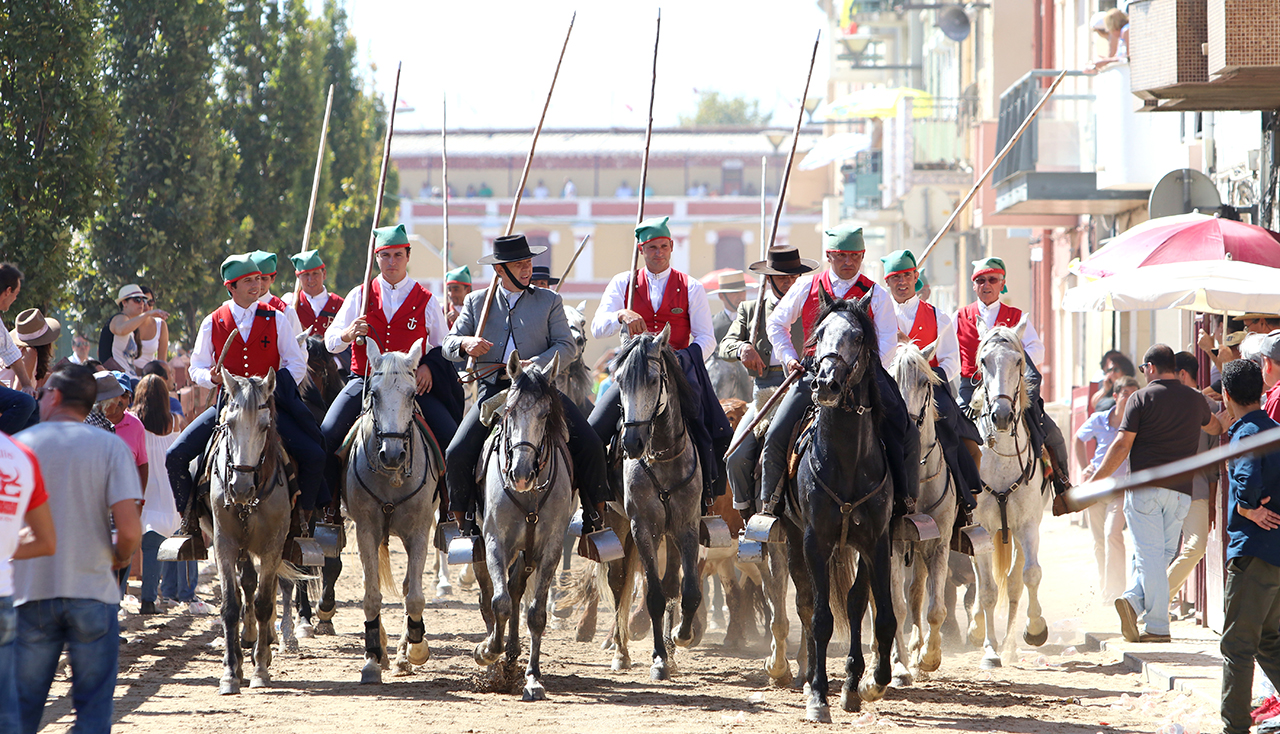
[
  {"xmin": 472, "ymin": 351, "xmax": 575, "ymax": 700},
  {"xmin": 206, "ymin": 368, "xmax": 297, "ymax": 695},
  {"xmin": 345, "ymin": 340, "xmax": 441, "ymax": 684},
  {"xmin": 558, "ymin": 301, "xmax": 595, "ymax": 414}
]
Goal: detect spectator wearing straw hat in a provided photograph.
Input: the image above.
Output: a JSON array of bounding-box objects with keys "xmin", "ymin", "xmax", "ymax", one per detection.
[
  {"xmin": 0, "ymin": 263, "xmax": 37, "ymax": 435},
  {"xmin": 107, "ymin": 284, "xmax": 169, "ymax": 376},
  {"xmin": 4, "ymin": 309, "xmax": 61, "ymax": 394}
]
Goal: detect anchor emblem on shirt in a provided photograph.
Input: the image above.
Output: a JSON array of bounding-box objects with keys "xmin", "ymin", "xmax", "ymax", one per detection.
[{"xmin": 406, "ymin": 317, "xmax": 418, "ymax": 331}]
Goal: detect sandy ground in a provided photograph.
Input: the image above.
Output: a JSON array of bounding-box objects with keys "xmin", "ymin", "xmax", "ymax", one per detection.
[{"xmin": 31, "ymin": 515, "xmax": 1220, "ymax": 734}]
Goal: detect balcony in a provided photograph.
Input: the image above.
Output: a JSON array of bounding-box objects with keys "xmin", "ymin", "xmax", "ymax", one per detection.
[
  {"xmin": 1129, "ymin": 0, "xmax": 1280, "ymax": 111},
  {"xmin": 841, "ymin": 151, "xmax": 883, "ymax": 217}
]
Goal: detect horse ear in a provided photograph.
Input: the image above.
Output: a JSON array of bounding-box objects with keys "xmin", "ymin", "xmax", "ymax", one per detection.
[
  {"xmin": 296, "ymin": 326, "xmax": 311, "ymax": 345},
  {"xmin": 407, "ymin": 338, "xmax": 424, "ymax": 366},
  {"xmin": 575, "ymin": 299, "xmax": 587, "ymax": 312},
  {"xmin": 922, "ymin": 340, "xmax": 938, "ymax": 363},
  {"xmin": 818, "ymin": 284, "xmax": 834, "ymax": 309},
  {"xmin": 220, "ymin": 367, "xmax": 237, "ymax": 394},
  {"xmin": 1014, "ymin": 313, "xmax": 1030, "ymax": 341},
  {"xmin": 975, "ymin": 313, "xmax": 989, "ymax": 339},
  {"xmin": 366, "ymin": 338, "xmax": 383, "ymax": 370},
  {"xmin": 858, "ymin": 290, "xmax": 873, "ymax": 312},
  {"xmin": 507, "ymin": 349, "xmax": 523, "ymax": 380},
  {"xmin": 544, "ymin": 351, "xmax": 561, "ymax": 380},
  {"xmin": 263, "ymin": 367, "xmax": 276, "ymax": 395},
  {"xmin": 657, "ymin": 322, "xmax": 671, "ymax": 348}
]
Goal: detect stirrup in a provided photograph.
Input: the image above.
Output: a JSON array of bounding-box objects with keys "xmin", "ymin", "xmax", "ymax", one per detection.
[
  {"xmin": 743, "ymin": 512, "xmax": 784, "ymax": 543},
  {"xmin": 577, "ymin": 527, "xmax": 624, "ymax": 563},
  {"xmin": 158, "ymin": 531, "xmax": 207, "ymax": 562},
  {"xmin": 698, "ymin": 515, "xmax": 732, "ymax": 548},
  {"xmin": 894, "ymin": 513, "xmax": 941, "ymax": 542}
]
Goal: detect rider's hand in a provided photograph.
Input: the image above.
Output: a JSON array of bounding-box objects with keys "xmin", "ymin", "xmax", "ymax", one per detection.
[
  {"xmin": 739, "ymin": 344, "xmax": 766, "ymax": 376},
  {"xmin": 414, "ymin": 364, "xmax": 433, "ymax": 394},
  {"xmin": 785, "ymin": 358, "xmax": 803, "ymax": 375},
  {"xmin": 210, "ymin": 370, "xmax": 223, "ymax": 386},
  {"xmin": 342, "ymin": 316, "xmax": 369, "ymax": 343},
  {"xmin": 462, "ymin": 336, "xmax": 492, "ymax": 357},
  {"xmin": 616, "ymin": 309, "xmax": 646, "ymax": 336}
]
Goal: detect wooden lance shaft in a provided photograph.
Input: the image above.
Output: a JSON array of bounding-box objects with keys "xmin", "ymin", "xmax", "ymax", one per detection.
[
  {"xmin": 294, "ymin": 83, "xmax": 335, "ymax": 302},
  {"xmin": 356, "ymin": 62, "xmax": 403, "ymax": 344},
  {"xmin": 917, "ymin": 70, "xmax": 1069, "ymax": 267},
  {"xmin": 723, "ymin": 367, "xmax": 801, "ymax": 459},
  {"xmin": 553, "ymin": 234, "xmax": 590, "ymax": 294},
  {"xmin": 441, "ymin": 95, "xmax": 451, "ymax": 285},
  {"xmin": 625, "ymin": 10, "xmax": 661, "ymax": 313},
  {"xmin": 466, "ymin": 14, "xmax": 576, "ymax": 376}
]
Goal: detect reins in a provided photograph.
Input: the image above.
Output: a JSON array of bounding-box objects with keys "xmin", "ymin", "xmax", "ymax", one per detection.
[
  {"xmin": 352, "ymin": 368, "xmax": 433, "ymax": 540},
  {"xmin": 621, "ymin": 352, "xmax": 698, "ymax": 511}
]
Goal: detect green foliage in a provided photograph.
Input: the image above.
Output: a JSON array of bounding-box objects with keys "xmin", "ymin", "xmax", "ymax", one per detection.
[
  {"xmin": 677, "ymin": 91, "xmax": 773, "ymax": 128},
  {"xmin": 0, "ymin": 0, "xmax": 118, "ymax": 313}
]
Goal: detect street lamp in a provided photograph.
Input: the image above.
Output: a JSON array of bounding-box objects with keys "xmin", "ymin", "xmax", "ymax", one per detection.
[
  {"xmin": 804, "ymin": 96, "xmax": 822, "ymax": 124},
  {"xmin": 840, "ymin": 34, "xmax": 873, "ymax": 58},
  {"xmin": 763, "ymin": 130, "xmax": 789, "ymax": 196}
]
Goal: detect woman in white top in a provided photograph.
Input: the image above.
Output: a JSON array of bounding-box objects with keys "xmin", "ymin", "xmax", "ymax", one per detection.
[
  {"xmin": 109, "ymin": 284, "xmax": 169, "ymax": 376},
  {"xmin": 132, "ymin": 374, "xmax": 189, "ymax": 614}
]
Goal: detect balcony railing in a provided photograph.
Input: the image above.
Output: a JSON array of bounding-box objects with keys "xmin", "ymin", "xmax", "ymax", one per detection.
[
  {"xmin": 841, "ymin": 151, "xmax": 883, "ymax": 215},
  {"xmin": 993, "ymin": 70, "xmax": 1094, "ymax": 185}
]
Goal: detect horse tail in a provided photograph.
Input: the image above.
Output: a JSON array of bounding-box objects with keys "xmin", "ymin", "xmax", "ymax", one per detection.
[
  {"xmin": 278, "ymin": 561, "xmax": 317, "ymax": 583},
  {"xmin": 828, "ymin": 545, "xmax": 857, "ymax": 643},
  {"xmin": 378, "ymin": 541, "xmax": 401, "ymax": 600},
  {"xmin": 992, "ymin": 530, "xmax": 1012, "ymax": 608}
]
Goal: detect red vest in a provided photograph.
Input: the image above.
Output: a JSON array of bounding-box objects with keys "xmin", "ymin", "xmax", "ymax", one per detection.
[
  {"xmin": 956, "ymin": 301, "xmax": 1022, "ymax": 379},
  {"xmin": 800, "ymin": 271, "xmax": 875, "ymax": 355},
  {"xmin": 631, "ymin": 269, "xmax": 692, "ymax": 350},
  {"xmin": 210, "ymin": 303, "xmax": 282, "ymax": 379},
  {"xmin": 907, "ymin": 301, "xmax": 940, "ymax": 368},
  {"xmin": 296, "ymin": 292, "xmax": 344, "ymax": 334},
  {"xmin": 351, "ymin": 279, "xmax": 433, "ymax": 377}
]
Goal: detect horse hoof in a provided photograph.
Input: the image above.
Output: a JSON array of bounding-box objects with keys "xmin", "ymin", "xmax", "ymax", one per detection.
[
  {"xmin": 408, "ymin": 641, "xmax": 431, "ymax": 666},
  {"xmin": 650, "ymin": 660, "xmax": 669, "ymax": 681},
  {"xmin": 435, "ymin": 583, "xmax": 452, "ymax": 598},
  {"xmin": 219, "ymin": 678, "xmax": 240, "ymax": 696},
  {"xmin": 611, "ymin": 656, "xmax": 631, "ymax": 671},
  {"xmin": 474, "ymin": 644, "xmax": 499, "ymax": 667},
  {"xmin": 805, "ymin": 701, "xmax": 832, "ymax": 724},
  {"xmin": 522, "ymin": 678, "xmax": 547, "ymax": 701},
  {"xmin": 859, "ymin": 679, "xmax": 887, "ymax": 703},
  {"xmin": 891, "ymin": 673, "xmax": 913, "ymax": 688},
  {"xmin": 240, "ymin": 638, "xmax": 255, "ymax": 650},
  {"xmin": 360, "ymin": 661, "xmax": 382, "ymax": 685},
  {"xmin": 284, "ymin": 638, "xmax": 300, "ymax": 654},
  {"xmin": 314, "ymin": 620, "xmax": 335, "ymax": 636},
  {"xmin": 979, "ymin": 655, "xmax": 1002, "ymax": 670},
  {"xmin": 249, "ymin": 674, "xmax": 269, "ymax": 689},
  {"xmin": 770, "ymin": 668, "xmax": 793, "ymax": 689},
  {"xmin": 1023, "ymin": 624, "xmax": 1049, "ymax": 647},
  {"xmin": 296, "ymin": 621, "xmax": 315, "ymax": 639},
  {"xmin": 840, "ymin": 688, "xmax": 861, "ymax": 712},
  {"xmin": 394, "ymin": 659, "xmax": 413, "ymax": 677},
  {"xmin": 674, "ymin": 630, "xmax": 694, "ymax": 648}
]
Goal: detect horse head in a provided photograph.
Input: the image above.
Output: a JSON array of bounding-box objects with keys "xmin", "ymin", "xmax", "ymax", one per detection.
[
  {"xmin": 503, "ymin": 350, "xmax": 565, "ymax": 492},
  {"xmin": 615, "ymin": 323, "xmax": 694, "ymax": 460},
  {"xmin": 304, "ymin": 335, "xmax": 342, "ymax": 405},
  {"xmin": 217, "ymin": 367, "xmax": 276, "ymax": 508},
  {"xmin": 810, "ymin": 294, "xmax": 877, "ymax": 409},
  {"xmin": 892, "ymin": 341, "xmax": 940, "ymax": 428},
  {"xmin": 563, "ymin": 302, "xmax": 589, "ymax": 362},
  {"xmin": 365, "ymin": 339, "xmax": 423, "ymax": 472},
  {"xmin": 975, "ymin": 315, "xmax": 1030, "ymax": 433}
]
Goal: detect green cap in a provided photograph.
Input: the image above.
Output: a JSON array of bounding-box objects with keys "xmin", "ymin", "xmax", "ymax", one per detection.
[
  {"xmin": 880, "ymin": 249, "xmax": 922, "ymax": 292},
  {"xmin": 971, "ymin": 256, "xmax": 1008, "ymax": 294},
  {"xmin": 221, "ymin": 254, "xmax": 262, "ymax": 285},
  {"xmin": 374, "ymin": 224, "xmax": 411, "ymax": 252},
  {"xmin": 249, "ymin": 250, "xmax": 278, "ymax": 276},
  {"xmin": 635, "ymin": 216, "xmax": 671, "ymax": 245},
  {"xmin": 917, "ymin": 271, "xmax": 929, "ymax": 289},
  {"xmin": 445, "ymin": 265, "xmax": 472, "ymax": 285},
  {"xmin": 824, "ymin": 223, "xmax": 865, "ymax": 252},
  {"xmin": 290, "ymin": 250, "xmax": 325, "ymax": 274}
]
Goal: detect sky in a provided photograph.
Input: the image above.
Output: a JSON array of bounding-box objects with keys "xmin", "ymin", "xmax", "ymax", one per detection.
[{"xmin": 323, "ymin": 0, "xmax": 831, "ymax": 131}]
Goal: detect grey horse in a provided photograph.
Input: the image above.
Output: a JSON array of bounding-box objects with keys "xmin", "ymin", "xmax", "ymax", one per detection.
[
  {"xmin": 472, "ymin": 350, "xmax": 575, "ymax": 700},
  {"xmin": 706, "ymin": 352, "xmax": 752, "ymax": 403},
  {"xmin": 558, "ymin": 301, "xmax": 595, "ymax": 413},
  {"xmin": 613, "ymin": 324, "xmax": 703, "ymax": 681},
  {"xmin": 345, "ymin": 340, "xmax": 441, "ymax": 684},
  {"xmin": 206, "ymin": 368, "xmax": 297, "ymax": 695}
]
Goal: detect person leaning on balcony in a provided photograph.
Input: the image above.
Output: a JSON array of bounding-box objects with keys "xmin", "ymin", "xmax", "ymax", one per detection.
[{"xmin": 1084, "ymin": 8, "xmax": 1128, "ymax": 74}]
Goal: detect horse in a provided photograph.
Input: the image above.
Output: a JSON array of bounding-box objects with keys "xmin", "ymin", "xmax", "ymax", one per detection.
[
  {"xmin": 707, "ymin": 352, "xmax": 751, "ymax": 403},
  {"xmin": 611, "ymin": 324, "xmax": 704, "ymax": 681},
  {"xmin": 471, "ymin": 351, "xmax": 575, "ymax": 700},
  {"xmin": 205, "ymin": 368, "xmax": 298, "ymax": 695},
  {"xmin": 967, "ymin": 318, "xmax": 1050, "ymax": 670},
  {"xmin": 888, "ymin": 342, "xmax": 956, "ymax": 687},
  {"xmin": 558, "ymin": 301, "xmax": 595, "ymax": 414},
  {"xmin": 344, "ymin": 340, "xmax": 441, "ymax": 684},
  {"xmin": 780, "ymin": 293, "xmax": 895, "ymax": 723}
]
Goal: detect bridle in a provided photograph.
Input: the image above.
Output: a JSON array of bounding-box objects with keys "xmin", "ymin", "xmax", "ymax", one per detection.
[
  {"xmin": 352, "ymin": 368, "xmax": 431, "ymax": 526},
  {"xmin": 812, "ymin": 330, "xmax": 871, "ymax": 415},
  {"xmin": 974, "ymin": 339, "xmax": 1039, "ymax": 541},
  {"xmin": 212, "ymin": 405, "xmax": 279, "ymax": 522},
  {"xmin": 498, "ymin": 399, "xmax": 558, "ymax": 493},
  {"xmin": 621, "ymin": 351, "xmax": 697, "ymax": 508}
]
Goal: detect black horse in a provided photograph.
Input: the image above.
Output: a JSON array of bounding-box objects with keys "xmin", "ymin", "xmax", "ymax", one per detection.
[{"xmin": 779, "ymin": 292, "xmax": 895, "ymax": 723}]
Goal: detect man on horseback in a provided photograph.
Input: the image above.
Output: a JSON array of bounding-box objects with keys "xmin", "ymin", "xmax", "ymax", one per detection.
[
  {"xmin": 530, "ymin": 265, "xmax": 559, "ymax": 290},
  {"xmin": 753, "ymin": 223, "xmax": 920, "ymax": 519},
  {"xmin": 444, "ymin": 266, "xmax": 471, "ymax": 328},
  {"xmin": 953, "ymin": 257, "xmax": 1070, "ymax": 495},
  {"xmin": 443, "ymin": 234, "xmax": 609, "ymax": 534},
  {"xmin": 249, "ymin": 250, "xmax": 304, "ymax": 338},
  {"xmin": 880, "ymin": 249, "xmax": 979, "ymax": 515},
  {"xmin": 589, "ymin": 216, "xmax": 734, "ymax": 505},
  {"xmin": 284, "ymin": 250, "xmax": 344, "ymax": 337},
  {"xmin": 321, "ymin": 224, "xmax": 462, "ymax": 503},
  {"xmin": 719, "ymin": 245, "xmax": 817, "ymax": 517},
  {"xmin": 165, "ymin": 254, "xmax": 329, "ymax": 527}
]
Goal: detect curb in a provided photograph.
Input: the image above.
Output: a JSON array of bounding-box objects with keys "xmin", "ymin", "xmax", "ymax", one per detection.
[{"xmin": 1084, "ymin": 631, "xmax": 1220, "ymax": 705}]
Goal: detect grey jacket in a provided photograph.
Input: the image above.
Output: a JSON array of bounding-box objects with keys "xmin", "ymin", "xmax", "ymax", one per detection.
[{"xmin": 444, "ymin": 285, "xmax": 575, "ymax": 380}]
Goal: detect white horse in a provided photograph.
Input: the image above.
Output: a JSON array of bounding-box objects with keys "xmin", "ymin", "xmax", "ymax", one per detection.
[
  {"xmin": 968, "ymin": 319, "xmax": 1050, "ymax": 669},
  {"xmin": 888, "ymin": 342, "xmax": 957, "ymax": 686}
]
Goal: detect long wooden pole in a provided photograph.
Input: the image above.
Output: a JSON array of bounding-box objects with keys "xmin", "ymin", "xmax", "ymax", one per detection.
[
  {"xmin": 466, "ymin": 14, "xmax": 576, "ymax": 375},
  {"xmin": 917, "ymin": 70, "xmax": 1069, "ymax": 266},
  {"xmin": 553, "ymin": 234, "xmax": 590, "ymax": 294},
  {"xmin": 294, "ymin": 84, "xmax": 335, "ymax": 301},
  {"xmin": 356, "ymin": 63, "xmax": 403, "ymax": 339},
  {"xmin": 748, "ymin": 30, "xmax": 820, "ymax": 347},
  {"xmin": 441, "ymin": 95, "xmax": 451, "ymax": 284},
  {"xmin": 723, "ymin": 368, "xmax": 802, "ymax": 459},
  {"xmin": 625, "ymin": 9, "xmax": 661, "ymax": 312}
]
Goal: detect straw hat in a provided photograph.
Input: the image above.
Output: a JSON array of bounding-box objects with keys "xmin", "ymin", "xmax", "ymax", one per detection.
[{"xmin": 11, "ymin": 308, "xmax": 61, "ymax": 347}]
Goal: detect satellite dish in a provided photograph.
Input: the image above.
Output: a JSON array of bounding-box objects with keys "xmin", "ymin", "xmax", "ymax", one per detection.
[
  {"xmin": 1148, "ymin": 168, "xmax": 1221, "ymax": 219},
  {"xmin": 938, "ymin": 6, "xmax": 971, "ymax": 42}
]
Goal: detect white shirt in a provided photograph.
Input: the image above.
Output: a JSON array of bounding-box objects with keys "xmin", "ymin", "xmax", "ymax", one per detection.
[
  {"xmin": 892, "ymin": 296, "xmax": 961, "ymax": 383},
  {"xmin": 258, "ymin": 292, "xmax": 304, "ymax": 337},
  {"xmin": 282, "ymin": 288, "xmax": 334, "ymax": 326},
  {"xmin": 189, "ymin": 299, "xmax": 307, "ymax": 388},
  {"xmin": 0, "ymin": 316, "xmax": 20, "ymax": 370},
  {"xmin": 969, "ymin": 299, "xmax": 1045, "ymax": 367},
  {"xmin": 767, "ymin": 271, "xmax": 899, "ymax": 370},
  {"xmin": 325, "ymin": 275, "xmax": 446, "ymax": 355},
  {"xmin": 591, "ymin": 267, "xmax": 715, "ymax": 355}
]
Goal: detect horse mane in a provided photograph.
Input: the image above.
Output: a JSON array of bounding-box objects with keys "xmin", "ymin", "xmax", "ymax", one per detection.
[
  {"xmin": 219, "ymin": 375, "xmax": 283, "ymax": 486},
  {"xmin": 972, "ymin": 326, "xmax": 1031, "ymax": 413},
  {"xmin": 305, "ymin": 336, "xmax": 343, "ymax": 405},
  {"xmin": 892, "ymin": 342, "xmax": 941, "ymax": 421},
  {"xmin": 614, "ymin": 332, "xmax": 699, "ymax": 420},
  {"xmin": 804, "ymin": 296, "xmax": 882, "ymax": 414},
  {"xmin": 510, "ymin": 365, "xmax": 567, "ymax": 443}
]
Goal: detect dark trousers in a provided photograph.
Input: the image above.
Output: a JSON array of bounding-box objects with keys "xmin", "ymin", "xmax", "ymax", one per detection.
[
  {"xmin": 320, "ymin": 376, "xmax": 459, "ymax": 503},
  {"xmin": 758, "ymin": 363, "xmax": 919, "ymax": 512},
  {"xmin": 959, "ymin": 362, "xmax": 1068, "ymax": 474},
  {"xmin": 0, "ymin": 385, "xmax": 36, "ymax": 435},
  {"xmin": 1221, "ymin": 555, "xmax": 1280, "ymax": 734},
  {"xmin": 446, "ymin": 379, "xmax": 607, "ymax": 519},
  {"xmin": 931, "ymin": 374, "xmax": 979, "ymax": 511},
  {"xmin": 166, "ymin": 370, "xmax": 329, "ymax": 513},
  {"xmin": 726, "ymin": 371, "xmax": 788, "ymax": 510}
]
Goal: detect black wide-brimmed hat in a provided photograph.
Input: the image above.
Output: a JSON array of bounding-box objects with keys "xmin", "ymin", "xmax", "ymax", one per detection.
[
  {"xmin": 531, "ymin": 265, "xmax": 560, "ymax": 285},
  {"xmin": 749, "ymin": 245, "xmax": 820, "ymax": 276},
  {"xmin": 478, "ymin": 234, "xmax": 547, "ymax": 265}
]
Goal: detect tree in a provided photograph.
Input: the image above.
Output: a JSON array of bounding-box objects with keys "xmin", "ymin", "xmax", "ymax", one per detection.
[
  {"xmin": 82, "ymin": 0, "xmax": 241, "ymax": 343},
  {"xmin": 677, "ymin": 91, "xmax": 772, "ymax": 128},
  {"xmin": 0, "ymin": 0, "xmax": 117, "ymax": 312}
]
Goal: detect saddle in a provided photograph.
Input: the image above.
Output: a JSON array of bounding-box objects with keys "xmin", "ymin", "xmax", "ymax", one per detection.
[{"xmin": 786, "ymin": 407, "xmax": 818, "ymax": 482}]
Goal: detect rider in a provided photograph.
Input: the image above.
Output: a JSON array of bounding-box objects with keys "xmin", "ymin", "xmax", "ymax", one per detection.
[
  {"xmin": 442, "ymin": 234, "xmax": 609, "ymax": 533},
  {"xmin": 530, "ymin": 265, "xmax": 559, "ymax": 290},
  {"xmin": 953, "ymin": 257, "xmax": 1071, "ymax": 495},
  {"xmin": 249, "ymin": 250, "xmax": 305, "ymax": 337},
  {"xmin": 719, "ymin": 245, "xmax": 817, "ymax": 519},
  {"xmin": 880, "ymin": 249, "xmax": 979, "ymax": 515},
  {"xmin": 321, "ymin": 224, "xmax": 462, "ymax": 502},
  {"xmin": 753, "ymin": 223, "xmax": 920, "ymax": 519},
  {"xmin": 165, "ymin": 254, "xmax": 328, "ymax": 526},
  {"xmin": 283, "ymin": 250, "xmax": 344, "ymax": 336},
  {"xmin": 444, "ymin": 265, "xmax": 472, "ymax": 328},
  {"xmin": 589, "ymin": 216, "xmax": 733, "ymax": 505}
]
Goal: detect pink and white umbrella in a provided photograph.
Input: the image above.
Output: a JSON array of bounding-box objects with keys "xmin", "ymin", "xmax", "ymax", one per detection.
[{"xmin": 1073, "ymin": 213, "xmax": 1280, "ymax": 279}]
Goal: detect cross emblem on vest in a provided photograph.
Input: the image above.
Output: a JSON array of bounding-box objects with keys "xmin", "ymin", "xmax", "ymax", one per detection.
[
  {"xmin": 260, "ymin": 334, "xmax": 272, "ymax": 349},
  {"xmin": 406, "ymin": 317, "xmax": 418, "ymax": 331}
]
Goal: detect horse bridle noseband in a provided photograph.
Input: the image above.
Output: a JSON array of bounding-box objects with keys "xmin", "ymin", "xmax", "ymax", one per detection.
[
  {"xmin": 814, "ymin": 351, "xmax": 871, "ymax": 415},
  {"xmin": 621, "ymin": 354, "xmax": 697, "ymax": 507},
  {"xmin": 353, "ymin": 375, "xmax": 432, "ymax": 522},
  {"xmin": 212, "ymin": 418, "xmax": 278, "ymax": 522}
]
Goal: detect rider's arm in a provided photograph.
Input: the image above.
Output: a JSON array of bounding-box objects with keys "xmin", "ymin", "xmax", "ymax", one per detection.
[
  {"xmin": 589, "ymin": 272, "xmax": 630, "ymax": 340},
  {"xmin": 767, "ymin": 274, "xmax": 811, "ymax": 367},
  {"xmin": 684, "ymin": 278, "xmax": 716, "ymax": 356},
  {"xmin": 324, "ymin": 285, "xmax": 363, "ymax": 354},
  {"xmin": 186, "ymin": 314, "xmax": 218, "ymax": 388},
  {"xmin": 717, "ymin": 301, "xmax": 752, "ymax": 361},
  {"xmin": 276, "ymin": 313, "xmax": 309, "ymax": 384},
  {"xmin": 442, "ymin": 290, "xmax": 479, "ymax": 363},
  {"xmin": 281, "ymin": 302, "xmax": 304, "ymax": 339},
  {"xmin": 1021, "ymin": 319, "xmax": 1046, "ymax": 368},
  {"xmin": 531, "ymin": 291, "xmax": 575, "ymax": 369},
  {"xmin": 869, "ymin": 284, "xmax": 900, "ymax": 370},
  {"xmin": 934, "ymin": 310, "xmax": 962, "ymax": 384},
  {"xmin": 423, "ymin": 291, "xmax": 448, "ymax": 350}
]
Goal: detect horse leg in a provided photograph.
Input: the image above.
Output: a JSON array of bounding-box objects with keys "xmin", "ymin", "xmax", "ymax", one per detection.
[
  {"xmin": 1001, "ymin": 541, "xmax": 1026, "ymax": 664},
  {"xmin": 632, "ymin": 523, "xmax": 671, "ymax": 680},
  {"xmin": 435, "ymin": 550, "xmax": 453, "ymax": 597},
  {"xmin": 240, "ymin": 561, "xmax": 259, "ymax": 649},
  {"xmin": 216, "ymin": 541, "xmax": 242, "ymax": 695},
  {"xmin": 314, "ymin": 556, "xmax": 341, "ymax": 635},
  {"xmin": 972, "ymin": 550, "xmax": 1002, "ymax": 669},
  {"xmin": 674, "ymin": 527, "xmax": 703, "ymax": 648},
  {"xmin": 607, "ymin": 551, "xmax": 634, "ymax": 671},
  {"xmin": 888, "ymin": 541, "xmax": 914, "ymax": 688},
  {"xmin": 785, "ymin": 523, "xmax": 814, "ymax": 692},
  {"xmin": 1018, "ymin": 522, "xmax": 1049, "ymax": 648},
  {"xmin": 802, "ymin": 529, "xmax": 833, "ymax": 723},
  {"xmin": 251, "ymin": 559, "xmax": 279, "ymax": 688},
  {"xmin": 860, "ymin": 537, "xmax": 896, "ymax": 706},
  {"xmin": 277, "ymin": 575, "xmax": 299, "ymax": 654},
  {"xmin": 396, "ymin": 534, "xmax": 431, "ymax": 674},
  {"xmin": 762, "ymin": 543, "xmax": 793, "ymax": 687},
  {"xmin": 523, "ymin": 560, "xmax": 556, "ymax": 701},
  {"xmin": 505, "ymin": 562, "xmax": 530, "ymax": 667},
  {"xmin": 475, "ymin": 540, "xmax": 511, "ymax": 668},
  {"xmin": 918, "ymin": 543, "xmax": 950, "ymax": 674},
  {"xmin": 291, "ymin": 574, "xmax": 314, "ymax": 638},
  {"xmin": 355, "ymin": 527, "xmax": 385, "ymax": 684},
  {"xmin": 839, "ymin": 556, "xmax": 870, "ymax": 714}
]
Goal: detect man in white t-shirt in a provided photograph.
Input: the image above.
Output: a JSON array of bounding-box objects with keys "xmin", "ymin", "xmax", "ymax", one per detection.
[{"xmin": 0, "ymin": 430, "xmax": 55, "ymax": 734}]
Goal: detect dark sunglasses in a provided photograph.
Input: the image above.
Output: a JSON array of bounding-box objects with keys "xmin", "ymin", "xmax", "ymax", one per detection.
[
  {"xmin": 974, "ymin": 276, "xmax": 1003, "ymax": 285},
  {"xmin": 127, "ymin": 296, "xmax": 148, "ymax": 304}
]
